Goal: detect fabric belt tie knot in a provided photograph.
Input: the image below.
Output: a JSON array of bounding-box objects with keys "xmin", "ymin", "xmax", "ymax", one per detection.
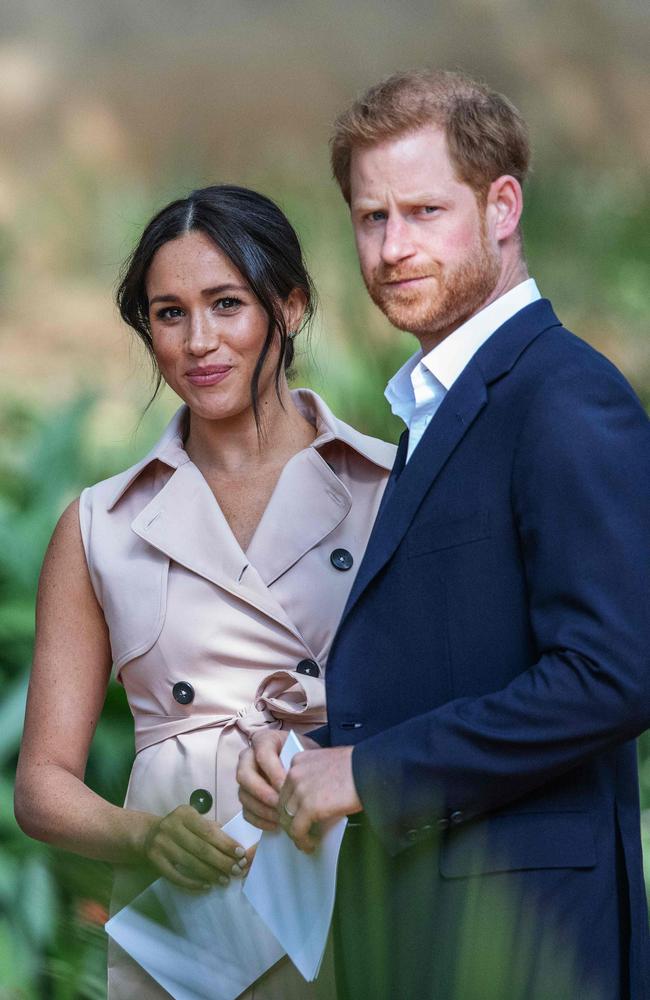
[{"xmin": 133, "ymin": 669, "xmax": 326, "ymax": 823}]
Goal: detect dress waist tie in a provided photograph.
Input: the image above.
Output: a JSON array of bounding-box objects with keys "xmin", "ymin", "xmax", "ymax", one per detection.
[{"xmin": 133, "ymin": 670, "xmax": 327, "ymax": 825}]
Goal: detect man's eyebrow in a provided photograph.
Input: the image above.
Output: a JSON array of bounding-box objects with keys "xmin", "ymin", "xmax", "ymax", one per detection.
[
  {"xmin": 149, "ymin": 284, "xmax": 249, "ymax": 306},
  {"xmin": 352, "ymin": 193, "xmax": 448, "ymax": 210}
]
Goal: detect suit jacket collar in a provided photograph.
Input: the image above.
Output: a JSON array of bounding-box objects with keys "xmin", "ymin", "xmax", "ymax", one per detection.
[{"xmin": 339, "ymin": 299, "xmax": 562, "ymax": 626}]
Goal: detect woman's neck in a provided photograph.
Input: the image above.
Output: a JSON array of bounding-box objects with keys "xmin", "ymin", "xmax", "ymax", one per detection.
[{"xmin": 184, "ymin": 383, "xmax": 317, "ymax": 478}]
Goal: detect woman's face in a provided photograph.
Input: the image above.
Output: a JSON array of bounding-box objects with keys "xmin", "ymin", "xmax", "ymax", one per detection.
[{"xmin": 146, "ymin": 229, "xmax": 285, "ymax": 423}]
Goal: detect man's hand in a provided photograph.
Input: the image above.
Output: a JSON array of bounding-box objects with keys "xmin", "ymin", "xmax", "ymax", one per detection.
[
  {"xmin": 279, "ymin": 746, "xmax": 362, "ymax": 853},
  {"xmin": 237, "ymin": 729, "xmax": 322, "ymax": 830}
]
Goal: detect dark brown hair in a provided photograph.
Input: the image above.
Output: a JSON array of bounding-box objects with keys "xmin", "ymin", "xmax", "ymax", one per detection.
[{"xmin": 116, "ymin": 185, "xmax": 315, "ymax": 425}]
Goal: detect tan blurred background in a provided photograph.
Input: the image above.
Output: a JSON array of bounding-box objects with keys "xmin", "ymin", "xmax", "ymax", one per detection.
[{"xmin": 1, "ymin": 0, "xmax": 649, "ymax": 432}]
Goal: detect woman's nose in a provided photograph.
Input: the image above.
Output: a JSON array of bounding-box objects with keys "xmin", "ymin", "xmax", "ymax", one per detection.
[{"xmin": 186, "ymin": 312, "xmax": 219, "ymax": 355}]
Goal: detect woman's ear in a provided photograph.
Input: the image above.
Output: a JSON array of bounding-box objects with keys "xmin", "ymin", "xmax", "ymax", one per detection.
[{"xmin": 283, "ymin": 288, "xmax": 308, "ymax": 333}]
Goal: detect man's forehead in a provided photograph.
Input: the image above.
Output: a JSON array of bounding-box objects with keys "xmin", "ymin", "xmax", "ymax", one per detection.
[{"xmin": 349, "ymin": 126, "xmax": 461, "ymax": 205}]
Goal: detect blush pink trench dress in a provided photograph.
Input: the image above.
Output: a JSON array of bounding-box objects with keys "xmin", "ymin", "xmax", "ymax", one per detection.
[{"xmin": 78, "ymin": 389, "xmax": 395, "ymax": 1000}]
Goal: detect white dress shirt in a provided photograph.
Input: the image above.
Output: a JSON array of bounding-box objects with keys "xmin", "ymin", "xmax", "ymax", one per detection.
[{"xmin": 385, "ymin": 278, "xmax": 542, "ymax": 461}]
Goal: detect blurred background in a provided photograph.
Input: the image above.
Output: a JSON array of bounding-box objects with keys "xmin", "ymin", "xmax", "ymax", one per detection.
[{"xmin": 0, "ymin": 1, "xmax": 648, "ymax": 995}]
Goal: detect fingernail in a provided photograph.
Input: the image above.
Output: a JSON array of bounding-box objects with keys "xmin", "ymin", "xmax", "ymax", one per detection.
[
  {"xmin": 219, "ymin": 875, "xmax": 230, "ymax": 886},
  {"xmin": 238, "ymin": 857, "xmax": 248, "ymax": 869},
  {"xmin": 234, "ymin": 847, "xmax": 246, "ymax": 858},
  {"xmin": 231, "ymin": 864, "xmax": 243, "ymax": 876}
]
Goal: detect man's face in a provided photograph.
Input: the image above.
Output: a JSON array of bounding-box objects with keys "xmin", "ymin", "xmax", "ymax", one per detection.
[{"xmin": 349, "ymin": 125, "xmax": 501, "ymax": 350}]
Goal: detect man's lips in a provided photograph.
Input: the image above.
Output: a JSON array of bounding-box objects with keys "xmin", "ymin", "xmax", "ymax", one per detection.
[
  {"xmin": 381, "ymin": 274, "xmax": 433, "ymax": 288},
  {"xmin": 185, "ymin": 365, "xmax": 232, "ymax": 386}
]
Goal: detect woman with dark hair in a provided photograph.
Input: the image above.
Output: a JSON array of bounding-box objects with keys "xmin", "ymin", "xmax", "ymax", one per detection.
[{"xmin": 15, "ymin": 185, "xmax": 395, "ymax": 998}]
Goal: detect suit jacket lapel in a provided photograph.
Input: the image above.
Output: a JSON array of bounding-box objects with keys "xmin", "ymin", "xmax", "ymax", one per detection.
[
  {"xmin": 375, "ymin": 429, "xmax": 408, "ymax": 517},
  {"xmin": 339, "ymin": 299, "xmax": 562, "ymax": 627},
  {"xmin": 130, "ymin": 461, "xmax": 306, "ymax": 643},
  {"xmin": 340, "ymin": 361, "xmax": 488, "ymax": 626}
]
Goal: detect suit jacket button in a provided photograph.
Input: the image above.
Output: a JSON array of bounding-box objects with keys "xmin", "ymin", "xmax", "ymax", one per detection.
[
  {"xmin": 330, "ymin": 548, "xmax": 354, "ymax": 571},
  {"xmin": 189, "ymin": 788, "xmax": 213, "ymax": 814},
  {"xmin": 296, "ymin": 659, "xmax": 320, "ymax": 677},
  {"xmin": 406, "ymin": 828, "xmax": 419, "ymax": 841},
  {"xmin": 450, "ymin": 810, "xmax": 464, "ymax": 825},
  {"xmin": 437, "ymin": 817, "xmax": 451, "ymax": 831},
  {"xmin": 172, "ymin": 681, "xmax": 195, "ymax": 705}
]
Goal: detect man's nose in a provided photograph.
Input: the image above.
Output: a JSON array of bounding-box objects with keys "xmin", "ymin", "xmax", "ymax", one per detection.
[
  {"xmin": 381, "ymin": 214, "xmax": 415, "ymax": 266},
  {"xmin": 186, "ymin": 312, "xmax": 218, "ymax": 355}
]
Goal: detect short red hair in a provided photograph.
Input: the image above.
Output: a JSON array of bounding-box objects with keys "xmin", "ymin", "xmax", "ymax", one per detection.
[{"xmin": 331, "ymin": 69, "xmax": 530, "ymax": 204}]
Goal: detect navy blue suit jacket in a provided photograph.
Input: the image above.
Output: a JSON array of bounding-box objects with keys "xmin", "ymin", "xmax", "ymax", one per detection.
[{"xmin": 315, "ymin": 300, "xmax": 650, "ymax": 998}]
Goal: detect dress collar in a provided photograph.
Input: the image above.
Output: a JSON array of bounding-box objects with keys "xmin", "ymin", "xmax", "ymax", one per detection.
[{"xmin": 106, "ymin": 388, "xmax": 394, "ymax": 511}]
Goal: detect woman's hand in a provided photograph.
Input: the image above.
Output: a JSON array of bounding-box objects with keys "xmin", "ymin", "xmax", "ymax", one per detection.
[{"xmin": 143, "ymin": 805, "xmax": 252, "ymax": 891}]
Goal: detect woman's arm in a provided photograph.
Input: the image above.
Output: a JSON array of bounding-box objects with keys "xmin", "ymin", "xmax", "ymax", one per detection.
[{"xmin": 14, "ymin": 500, "xmax": 249, "ymax": 890}]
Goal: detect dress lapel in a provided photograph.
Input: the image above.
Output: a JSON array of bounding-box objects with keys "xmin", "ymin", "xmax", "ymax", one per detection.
[
  {"xmin": 130, "ymin": 461, "xmax": 306, "ymax": 643},
  {"xmin": 245, "ymin": 447, "xmax": 352, "ymax": 586}
]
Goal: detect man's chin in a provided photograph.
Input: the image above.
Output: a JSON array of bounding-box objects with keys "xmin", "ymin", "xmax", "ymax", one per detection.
[{"xmin": 378, "ymin": 302, "xmax": 443, "ymax": 337}]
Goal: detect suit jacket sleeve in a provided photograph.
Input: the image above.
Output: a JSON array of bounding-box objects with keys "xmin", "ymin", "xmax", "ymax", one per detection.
[{"xmin": 351, "ymin": 361, "xmax": 650, "ymax": 856}]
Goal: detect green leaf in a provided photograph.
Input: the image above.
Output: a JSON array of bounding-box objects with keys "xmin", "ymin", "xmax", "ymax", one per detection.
[
  {"xmin": 19, "ymin": 855, "xmax": 60, "ymax": 948},
  {"xmin": 0, "ymin": 675, "xmax": 28, "ymax": 764}
]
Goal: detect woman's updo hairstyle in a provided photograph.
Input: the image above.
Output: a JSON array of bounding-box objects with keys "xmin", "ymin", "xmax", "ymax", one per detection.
[{"xmin": 116, "ymin": 184, "xmax": 316, "ymax": 425}]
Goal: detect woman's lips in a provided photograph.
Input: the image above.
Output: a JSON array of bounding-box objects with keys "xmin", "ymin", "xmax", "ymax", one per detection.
[{"xmin": 185, "ymin": 366, "xmax": 232, "ymax": 386}]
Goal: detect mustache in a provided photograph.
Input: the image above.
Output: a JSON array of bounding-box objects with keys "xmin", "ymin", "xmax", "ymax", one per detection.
[{"xmin": 374, "ymin": 264, "xmax": 439, "ymax": 285}]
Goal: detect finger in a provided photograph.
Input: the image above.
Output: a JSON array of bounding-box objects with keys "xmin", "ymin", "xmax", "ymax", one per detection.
[
  {"xmin": 163, "ymin": 838, "xmax": 235, "ymax": 882},
  {"xmin": 253, "ymin": 740, "xmax": 287, "ymax": 793},
  {"xmin": 152, "ymin": 853, "xmax": 224, "ymax": 891},
  {"xmin": 166, "ymin": 824, "xmax": 246, "ymax": 878},
  {"xmin": 241, "ymin": 805, "xmax": 280, "ymax": 832},
  {"xmin": 278, "ymin": 795, "xmax": 300, "ymax": 832},
  {"xmin": 237, "ymin": 750, "xmax": 281, "ymax": 808},
  {"xmin": 238, "ymin": 788, "xmax": 281, "ymax": 827},
  {"xmin": 288, "ymin": 812, "xmax": 321, "ymax": 854},
  {"xmin": 182, "ymin": 811, "xmax": 245, "ymax": 860}
]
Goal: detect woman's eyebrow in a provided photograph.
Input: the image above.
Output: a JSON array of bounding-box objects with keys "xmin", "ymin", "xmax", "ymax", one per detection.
[{"xmin": 149, "ymin": 283, "xmax": 249, "ymax": 306}]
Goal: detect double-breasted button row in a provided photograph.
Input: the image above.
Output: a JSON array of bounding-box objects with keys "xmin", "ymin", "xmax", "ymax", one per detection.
[
  {"xmin": 297, "ymin": 659, "xmax": 320, "ymax": 677},
  {"xmin": 172, "ymin": 681, "xmax": 195, "ymax": 705},
  {"xmin": 330, "ymin": 548, "xmax": 353, "ymax": 571},
  {"xmin": 189, "ymin": 788, "xmax": 213, "ymax": 814}
]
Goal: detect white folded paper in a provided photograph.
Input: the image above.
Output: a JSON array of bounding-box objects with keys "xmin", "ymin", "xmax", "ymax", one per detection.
[
  {"xmin": 244, "ymin": 730, "xmax": 348, "ymax": 980},
  {"xmin": 105, "ymin": 812, "xmax": 284, "ymax": 1000},
  {"xmin": 105, "ymin": 730, "xmax": 347, "ymax": 997}
]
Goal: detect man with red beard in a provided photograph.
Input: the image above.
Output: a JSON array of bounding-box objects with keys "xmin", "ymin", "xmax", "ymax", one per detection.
[{"xmin": 238, "ymin": 70, "xmax": 650, "ymax": 999}]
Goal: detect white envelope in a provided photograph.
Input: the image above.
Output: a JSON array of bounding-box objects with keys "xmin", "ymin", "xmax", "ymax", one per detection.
[
  {"xmin": 105, "ymin": 811, "xmax": 284, "ymax": 1000},
  {"xmin": 244, "ymin": 730, "xmax": 348, "ymax": 981}
]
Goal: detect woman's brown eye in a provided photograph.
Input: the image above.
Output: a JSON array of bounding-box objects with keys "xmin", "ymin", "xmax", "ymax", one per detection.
[{"xmin": 155, "ymin": 307, "xmax": 183, "ymax": 320}]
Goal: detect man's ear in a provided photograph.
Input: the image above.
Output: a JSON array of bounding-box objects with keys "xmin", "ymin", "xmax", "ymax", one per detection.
[
  {"xmin": 486, "ymin": 175, "xmax": 523, "ymax": 243},
  {"xmin": 283, "ymin": 288, "xmax": 308, "ymax": 333}
]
